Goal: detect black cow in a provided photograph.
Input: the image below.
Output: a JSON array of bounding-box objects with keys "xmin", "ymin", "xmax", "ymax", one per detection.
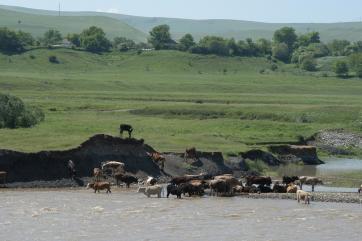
[
  {"xmin": 245, "ymin": 176, "xmax": 272, "ymax": 187},
  {"xmin": 166, "ymin": 184, "xmax": 182, "ymax": 198},
  {"xmin": 282, "ymin": 176, "xmax": 299, "ymax": 185},
  {"xmin": 273, "ymin": 182, "xmax": 287, "ymax": 193},
  {"xmin": 120, "ymin": 124, "xmax": 133, "ymax": 138},
  {"xmin": 114, "ymin": 174, "xmax": 138, "ymax": 188}
]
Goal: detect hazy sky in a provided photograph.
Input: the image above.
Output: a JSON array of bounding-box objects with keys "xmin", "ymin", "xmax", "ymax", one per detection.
[{"xmin": 1, "ymin": 0, "xmax": 362, "ymax": 23}]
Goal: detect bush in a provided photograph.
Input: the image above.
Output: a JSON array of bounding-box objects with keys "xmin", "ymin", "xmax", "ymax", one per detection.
[
  {"xmin": 270, "ymin": 64, "xmax": 278, "ymax": 71},
  {"xmin": 48, "ymin": 55, "xmax": 59, "ymax": 64},
  {"xmin": 0, "ymin": 93, "xmax": 44, "ymax": 129},
  {"xmin": 333, "ymin": 60, "xmax": 349, "ymax": 77},
  {"xmin": 301, "ymin": 56, "xmax": 317, "ymax": 71}
]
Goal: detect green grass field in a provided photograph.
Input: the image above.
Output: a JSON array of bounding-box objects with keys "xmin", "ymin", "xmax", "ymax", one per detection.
[{"xmin": 0, "ymin": 48, "xmax": 362, "ymax": 153}]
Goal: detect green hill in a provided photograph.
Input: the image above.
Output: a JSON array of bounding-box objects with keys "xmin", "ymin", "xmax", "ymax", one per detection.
[
  {"xmin": 0, "ymin": 8, "xmax": 147, "ymax": 42},
  {"xmin": 2, "ymin": 5, "xmax": 362, "ymax": 42}
]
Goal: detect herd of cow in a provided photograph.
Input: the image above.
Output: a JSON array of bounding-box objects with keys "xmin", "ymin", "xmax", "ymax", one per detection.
[{"xmin": 87, "ymin": 161, "xmax": 322, "ymax": 204}]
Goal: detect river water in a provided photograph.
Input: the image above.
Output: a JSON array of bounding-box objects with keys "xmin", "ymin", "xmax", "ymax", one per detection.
[
  {"xmin": 1, "ymin": 190, "xmax": 362, "ymax": 241},
  {"xmin": 275, "ymin": 158, "xmax": 362, "ymax": 190}
]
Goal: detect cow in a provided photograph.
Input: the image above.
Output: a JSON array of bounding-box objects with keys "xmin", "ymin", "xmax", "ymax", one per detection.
[
  {"xmin": 146, "ymin": 176, "xmax": 157, "ymax": 186},
  {"xmin": 146, "ymin": 152, "xmax": 166, "ymax": 170},
  {"xmin": 138, "ymin": 185, "xmax": 162, "ymax": 198},
  {"xmin": 258, "ymin": 185, "xmax": 272, "ymax": 193},
  {"xmin": 114, "ymin": 173, "xmax": 138, "ymax": 188},
  {"xmin": 166, "ymin": 184, "xmax": 182, "ymax": 198},
  {"xmin": 299, "ymin": 176, "xmax": 323, "ymax": 192},
  {"xmin": 297, "ymin": 190, "xmax": 311, "ymax": 204},
  {"xmin": 273, "ymin": 182, "xmax": 287, "ymax": 193},
  {"xmin": 210, "ymin": 179, "xmax": 230, "ymax": 196},
  {"xmin": 184, "ymin": 147, "xmax": 197, "ymax": 161},
  {"xmin": 214, "ymin": 175, "xmax": 240, "ymax": 192},
  {"xmin": 286, "ymin": 183, "xmax": 298, "ymax": 193},
  {"xmin": 102, "ymin": 161, "xmax": 125, "ymax": 177},
  {"xmin": 245, "ymin": 176, "xmax": 272, "ymax": 187},
  {"xmin": 120, "ymin": 124, "xmax": 133, "ymax": 138},
  {"xmin": 0, "ymin": 171, "xmax": 6, "ymax": 187},
  {"xmin": 358, "ymin": 185, "xmax": 362, "ymax": 194},
  {"xmin": 87, "ymin": 182, "xmax": 111, "ymax": 194},
  {"xmin": 282, "ymin": 176, "xmax": 299, "ymax": 185}
]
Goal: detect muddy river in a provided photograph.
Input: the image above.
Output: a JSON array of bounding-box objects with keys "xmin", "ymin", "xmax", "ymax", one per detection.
[{"xmin": 1, "ymin": 190, "xmax": 362, "ymax": 241}]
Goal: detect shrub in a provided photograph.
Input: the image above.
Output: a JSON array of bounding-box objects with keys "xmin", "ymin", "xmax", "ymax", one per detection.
[
  {"xmin": 301, "ymin": 56, "xmax": 317, "ymax": 71},
  {"xmin": 271, "ymin": 64, "xmax": 278, "ymax": 71},
  {"xmin": 0, "ymin": 93, "xmax": 44, "ymax": 129},
  {"xmin": 333, "ymin": 60, "xmax": 349, "ymax": 77},
  {"xmin": 48, "ymin": 55, "xmax": 59, "ymax": 64}
]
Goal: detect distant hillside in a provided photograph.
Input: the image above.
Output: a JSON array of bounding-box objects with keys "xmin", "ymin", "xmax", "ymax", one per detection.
[
  {"xmin": 0, "ymin": 7, "xmax": 147, "ymax": 42},
  {"xmin": 2, "ymin": 5, "xmax": 362, "ymax": 42}
]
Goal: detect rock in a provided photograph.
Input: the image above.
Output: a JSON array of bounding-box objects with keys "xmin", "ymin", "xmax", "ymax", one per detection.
[{"xmin": 268, "ymin": 145, "xmax": 323, "ymax": 165}]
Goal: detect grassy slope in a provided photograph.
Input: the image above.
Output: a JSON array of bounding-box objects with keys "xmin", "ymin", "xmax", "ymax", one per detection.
[
  {"xmin": 2, "ymin": 5, "xmax": 362, "ymax": 41},
  {"xmin": 0, "ymin": 49, "xmax": 362, "ymax": 153},
  {"xmin": 0, "ymin": 8, "xmax": 147, "ymax": 42}
]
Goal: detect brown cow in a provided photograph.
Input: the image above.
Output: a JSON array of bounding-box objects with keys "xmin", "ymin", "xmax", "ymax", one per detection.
[
  {"xmin": 147, "ymin": 152, "xmax": 166, "ymax": 170},
  {"xmin": 286, "ymin": 183, "xmax": 298, "ymax": 193},
  {"xmin": 297, "ymin": 190, "xmax": 311, "ymax": 204},
  {"xmin": 87, "ymin": 182, "xmax": 111, "ymax": 193}
]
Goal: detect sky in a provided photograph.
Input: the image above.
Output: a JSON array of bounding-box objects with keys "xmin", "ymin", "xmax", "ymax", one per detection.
[{"xmin": 0, "ymin": 0, "xmax": 362, "ymax": 23}]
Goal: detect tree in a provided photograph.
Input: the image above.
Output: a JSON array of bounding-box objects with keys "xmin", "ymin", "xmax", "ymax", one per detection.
[
  {"xmin": 257, "ymin": 38, "xmax": 272, "ymax": 56},
  {"xmin": 0, "ymin": 93, "xmax": 44, "ymax": 129},
  {"xmin": 113, "ymin": 37, "xmax": 136, "ymax": 51},
  {"xmin": 17, "ymin": 31, "xmax": 34, "ymax": 46},
  {"xmin": 333, "ymin": 60, "xmax": 349, "ymax": 77},
  {"xmin": 297, "ymin": 32, "xmax": 320, "ymax": 47},
  {"xmin": 148, "ymin": 25, "xmax": 176, "ymax": 50},
  {"xmin": 42, "ymin": 29, "xmax": 62, "ymax": 46},
  {"xmin": 178, "ymin": 34, "xmax": 195, "ymax": 51},
  {"xmin": 273, "ymin": 27, "xmax": 297, "ymax": 50},
  {"xmin": 0, "ymin": 27, "xmax": 24, "ymax": 53},
  {"xmin": 80, "ymin": 26, "xmax": 111, "ymax": 52},
  {"xmin": 66, "ymin": 33, "xmax": 80, "ymax": 47},
  {"xmin": 349, "ymin": 53, "xmax": 362, "ymax": 78},
  {"xmin": 272, "ymin": 43, "xmax": 290, "ymax": 62},
  {"xmin": 328, "ymin": 39, "xmax": 351, "ymax": 56},
  {"xmin": 198, "ymin": 36, "xmax": 229, "ymax": 56}
]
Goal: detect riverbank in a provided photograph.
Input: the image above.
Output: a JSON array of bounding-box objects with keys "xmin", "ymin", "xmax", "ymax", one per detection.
[
  {"xmin": 1, "ymin": 184, "xmax": 361, "ymax": 204},
  {"xmin": 240, "ymin": 192, "xmax": 361, "ymax": 204}
]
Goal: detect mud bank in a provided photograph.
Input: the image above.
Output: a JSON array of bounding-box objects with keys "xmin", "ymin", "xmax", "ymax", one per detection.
[
  {"xmin": 0, "ymin": 135, "xmax": 232, "ymax": 185},
  {"xmin": 0, "ymin": 135, "xmax": 162, "ymax": 183}
]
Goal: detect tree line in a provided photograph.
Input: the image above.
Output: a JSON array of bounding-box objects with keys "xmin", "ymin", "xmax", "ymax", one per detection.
[{"xmin": 1, "ymin": 24, "xmax": 362, "ymax": 76}]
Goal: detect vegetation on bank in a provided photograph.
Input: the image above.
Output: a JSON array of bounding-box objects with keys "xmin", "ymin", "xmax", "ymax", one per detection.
[{"xmin": 0, "ymin": 48, "xmax": 361, "ymax": 153}]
